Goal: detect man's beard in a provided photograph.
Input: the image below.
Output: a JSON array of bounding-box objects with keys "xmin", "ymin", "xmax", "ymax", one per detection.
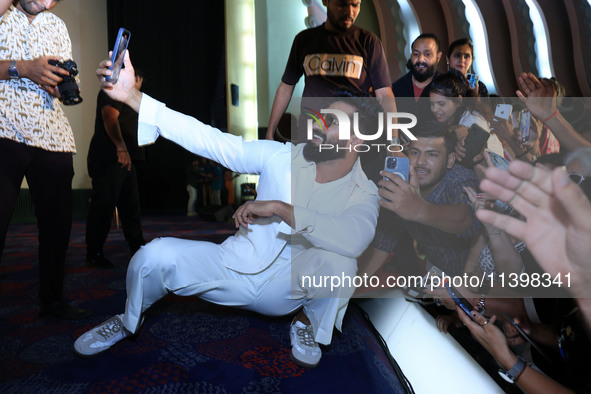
[
  {"xmin": 326, "ymin": 12, "xmax": 354, "ymax": 32},
  {"xmin": 302, "ymin": 137, "xmax": 347, "ymax": 163},
  {"xmin": 408, "ymin": 60, "xmax": 437, "ymax": 83},
  {"xmin": 19, "ymin": 1, "xmax": 48, "ymax": 15}
]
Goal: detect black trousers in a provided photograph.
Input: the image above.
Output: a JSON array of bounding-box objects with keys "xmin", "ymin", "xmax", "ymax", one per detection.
[
  {"xmin": 0, "ymin": 138, "xmax": 74, "ymax": 306},
  {"xmin": 86, "ymin": 162, "xmax": 145, "ymax": 256}
]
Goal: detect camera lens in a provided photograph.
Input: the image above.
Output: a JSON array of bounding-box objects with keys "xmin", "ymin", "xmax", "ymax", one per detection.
[{"xmin": 387, "ymin": 158, "xmax": 396, "ymax": 169}]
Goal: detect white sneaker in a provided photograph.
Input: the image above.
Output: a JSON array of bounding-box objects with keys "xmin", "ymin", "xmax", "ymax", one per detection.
[
  {"xmin": 74, "ymin": 314, "xmax": 129, "ymax": 357},
  {"xmin": 289, "ymin": 319, "xmax": 321, "ymax": 368}
]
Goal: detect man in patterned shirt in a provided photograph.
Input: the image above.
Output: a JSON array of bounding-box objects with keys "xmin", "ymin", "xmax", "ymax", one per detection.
[{"xmin": 0, "ymin": 0, "xmax": 91, "ymax": 320}]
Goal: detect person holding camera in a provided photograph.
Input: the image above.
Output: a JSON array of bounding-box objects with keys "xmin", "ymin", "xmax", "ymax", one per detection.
[{"xmin": 0, "ymin": 0, "xmax": 91, "ymax": 320}]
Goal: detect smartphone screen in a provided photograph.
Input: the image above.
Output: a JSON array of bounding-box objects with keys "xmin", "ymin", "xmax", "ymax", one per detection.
[
  {"xmin": 519, "ymin": 111, "xmax": 531, "ymax": 142},
  {"xmin": 511, "ymin": 111, "xmax": 521, "ymax": 130},
  {"xmin": 106, "ymin": 28, "xmax": 131, "ymax": 83}
]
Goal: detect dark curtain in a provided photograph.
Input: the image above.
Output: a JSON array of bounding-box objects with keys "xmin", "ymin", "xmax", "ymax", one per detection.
[{"xmin": 106, "ymin": 1, "xmax": 226, "ymax": 213}]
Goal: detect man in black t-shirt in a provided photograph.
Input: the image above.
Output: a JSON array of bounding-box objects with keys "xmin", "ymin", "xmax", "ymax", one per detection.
[
  {"xmin": 265, "ymin": 0, "xmax": 395, "ymax": 142},
  {"xmin": 85, "ymin": 70, "xmax": 146, "ymax": 267}
]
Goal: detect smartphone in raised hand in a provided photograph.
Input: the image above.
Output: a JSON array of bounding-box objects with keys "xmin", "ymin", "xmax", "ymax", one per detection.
[
  {"xmin": 383, "ymin": 156, "xmax": 409, "ymax": 182},
  {"xmin": 106, "ymin": 28, "xmax": 131, "ymax": 84},
  {"xmin": 462, "ymin": 124, "xmax": 490, "ymax": 168},
  {"xmin": 466, "ymin": 73, "xmax": 479, "ymax": 89},
  {"xmin": 519, "ymin": 110, "xmax": 531, "ymax": 143},
  {"xmin": 494, "ymin": 104, "xmax": 512, "ymax": 120}
]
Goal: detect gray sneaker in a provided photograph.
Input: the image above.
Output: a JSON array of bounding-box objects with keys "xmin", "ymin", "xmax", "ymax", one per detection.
[
  {"xmin": 74, "ymin": 314, "xmax": 129, "ymax": 357},
  {"xmin": 289, "ymin": 319, "xmax": 321, "ymax": 368}
]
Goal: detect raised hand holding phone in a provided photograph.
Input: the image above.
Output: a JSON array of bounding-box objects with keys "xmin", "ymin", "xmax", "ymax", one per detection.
[{"xmin": 98, "ymin": 49, "xmax": 140, "ymax": 112}]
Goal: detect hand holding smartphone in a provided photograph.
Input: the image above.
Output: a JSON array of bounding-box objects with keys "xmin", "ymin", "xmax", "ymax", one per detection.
[
  {"xmin": 445, "ymin": 282, "xmax": 476, "ymax": 322},
  {"xmin": 106, "ymin": 28, "xmax": 131, "ymax": 84}
]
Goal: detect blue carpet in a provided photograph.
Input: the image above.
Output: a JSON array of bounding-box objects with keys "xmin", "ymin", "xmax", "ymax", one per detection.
[{"xmin": 0, "ymin": 215, "xmax": 408, "ymax": 393}]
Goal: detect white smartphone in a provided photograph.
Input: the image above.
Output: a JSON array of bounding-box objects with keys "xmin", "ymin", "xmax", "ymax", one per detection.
[{"xmin": 494, "ymin": 104, "xmax": 512, "ymax": 120}]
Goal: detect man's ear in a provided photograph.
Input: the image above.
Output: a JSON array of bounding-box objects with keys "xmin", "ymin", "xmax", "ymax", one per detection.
[
  {"xmin": 447, "ymin": 151, "xmax": 456, "ymax": 169},
  {"xmin": 352, "ymin": 135, "xmax": 363, "ymax": 145},
  {"xmin": 347, "ymin": 135, "xmax": 364, "ymax": 149},
  {"xmin": 436, "ymin": 51, "xmax": 442, "ymax": 63}
]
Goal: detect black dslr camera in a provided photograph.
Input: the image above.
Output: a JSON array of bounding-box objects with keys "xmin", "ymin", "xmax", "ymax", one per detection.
[{"xmin": 48, "ymin": 59, "xmax": 83, "ymax": 105}]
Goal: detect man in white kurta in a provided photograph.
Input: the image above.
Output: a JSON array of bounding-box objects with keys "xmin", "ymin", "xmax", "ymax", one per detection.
[{"xmin": 75, "ymin": 53, "xmax": 379, "ymax": 368}]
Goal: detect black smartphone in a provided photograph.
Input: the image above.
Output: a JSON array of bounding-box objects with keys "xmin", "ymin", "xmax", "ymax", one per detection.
[
  {"xmin": 503, "ymin": 313, "xmax": 552, "ymax": 363},
  {"xmin": 462, "ymin": 124, "xmax": 490, "ymax": 168},
  {"xmin": 106, "ymin": 28, "xmax": 131, "ymax": 84}
]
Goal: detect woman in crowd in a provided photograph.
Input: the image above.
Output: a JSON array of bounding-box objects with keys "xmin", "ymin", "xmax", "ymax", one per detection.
[
  {"xmin": 447, "ymin": 38, "xmax": 488, "ymax": 97},
  {"xmin": 429, "ymin": 71, "xmax": 504, "ymax": 164}
]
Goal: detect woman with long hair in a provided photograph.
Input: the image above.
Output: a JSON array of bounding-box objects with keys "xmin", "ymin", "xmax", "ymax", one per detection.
[
  {"xmin": 429, "ymin": 70, "xmax": 504, "ymax": 160},
  {"xmin": 446, "ymin": 38, "xmax": 488, "ymax": 98}
]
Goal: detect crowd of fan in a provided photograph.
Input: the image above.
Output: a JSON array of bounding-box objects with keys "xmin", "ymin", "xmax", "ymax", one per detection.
[{"xmin": 357, "ymin": 33, "xmax": 591, "ymax": 393}]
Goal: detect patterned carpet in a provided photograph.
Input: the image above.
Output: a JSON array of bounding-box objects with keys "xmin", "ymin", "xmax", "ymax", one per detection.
[{"xmin": 0, "ymin": 215, "xmax": 408, "ymax": 393}]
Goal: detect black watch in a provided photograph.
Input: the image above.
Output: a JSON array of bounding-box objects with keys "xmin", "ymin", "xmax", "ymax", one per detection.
[
  {"xmin": 8, "ymin": 60, "xmax": 19, "ymax": 79},
  {"xmin": 498, "ymin": 356, "xmax": 527, "ymax": 384}
]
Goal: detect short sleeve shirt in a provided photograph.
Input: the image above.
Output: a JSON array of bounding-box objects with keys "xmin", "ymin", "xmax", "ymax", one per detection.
[
  {"xmin": 281, "ymin": 24, "xmax": 391, "ymax": 97},
  {"xmin": 373, "ymin": 165, "xmax": 481, "ymax": 276},
  {"xmin": 0, "ymin": 6, "xmax": 76, "ymax": 152}
]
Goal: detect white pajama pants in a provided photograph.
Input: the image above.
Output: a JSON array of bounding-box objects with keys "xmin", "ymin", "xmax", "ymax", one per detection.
[{"xmin": 122, "ymin": 237, "xmax": 357, "ymax": 345}]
